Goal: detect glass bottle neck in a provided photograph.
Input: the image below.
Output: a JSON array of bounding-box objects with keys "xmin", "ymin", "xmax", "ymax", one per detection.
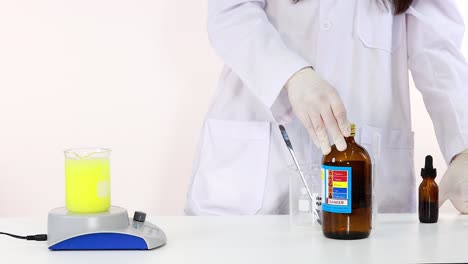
[{"xmin": 345, "ymin": 136, "xmax": 356, "ymax": 144}]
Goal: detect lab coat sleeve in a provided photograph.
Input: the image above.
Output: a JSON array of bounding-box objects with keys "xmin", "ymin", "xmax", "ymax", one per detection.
[
  {"xmin": 406, "ymin": 0, "xmax": 468, "ymax": 163},
  {"xmin": 207, "ymin": 0, "xmax": 311, "ymax": 123}
]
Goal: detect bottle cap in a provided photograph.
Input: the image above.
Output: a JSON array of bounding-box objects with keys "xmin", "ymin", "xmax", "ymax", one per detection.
[
  {"xmin": 350, "ymin": 123, "xmax": 356, "ymax": 137},
  {"xmin": 421, "ymin": 155, "xmax": 437, "ymax": 178}
]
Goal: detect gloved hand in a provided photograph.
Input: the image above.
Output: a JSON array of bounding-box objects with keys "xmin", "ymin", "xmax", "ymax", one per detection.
[
  {"xmin": 439, "ymin": 151, "xmax": 468, "ymax": 213},
  {"xmin": 285, "ymin": 67, "xmax": 351, "ymax": 155}
]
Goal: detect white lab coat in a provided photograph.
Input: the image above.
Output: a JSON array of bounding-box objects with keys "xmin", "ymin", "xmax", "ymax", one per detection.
[{"xmin": 185, "ymin": 0, "xmax": 468, "ymax": 215}]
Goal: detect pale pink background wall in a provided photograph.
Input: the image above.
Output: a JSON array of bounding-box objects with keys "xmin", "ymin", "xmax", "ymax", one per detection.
[{"xmin": 0, "ymin": 1, "xmax": 466, "ymax": 216}]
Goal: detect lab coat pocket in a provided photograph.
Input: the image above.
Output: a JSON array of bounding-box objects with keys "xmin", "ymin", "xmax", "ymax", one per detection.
[
  {"xmin": 191, "ymin": 119, "xmax": 270, "ymax": 215},
  {"xmin": 356, "ymin": 0, "xmax": 404, "ymax": 53},
  {"xmin": 360, "ymin": 125, "xmax": 416, "ymax": 213}
]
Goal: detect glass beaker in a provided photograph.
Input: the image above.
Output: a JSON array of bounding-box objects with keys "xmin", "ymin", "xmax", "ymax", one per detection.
[
  {"xmin": 289, "ymin": 163, "xmax": 322, "ymax": 228},
  {"xmin": 64, "ymin": 148, "xmax": 111, "ymax": 213}
]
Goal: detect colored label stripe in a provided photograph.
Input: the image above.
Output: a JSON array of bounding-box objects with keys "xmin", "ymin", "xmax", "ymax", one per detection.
[
  {"xmin": 331, "ymin": 171, "xmax": 347, "ymax": 177},
  {"xmin": 332, "ymin": 181, "xmax": 348, "ymax": 188},
  {"xmin": 332, "ymin": 193, "xmax": 347, "ymax": 199},
  {"xmin": 332, "ymin": 175, "xmax": 347, "ymax": 182},
  {"xmin": 333, "ymin": 187, "xmax": 348, "ymax": 194}
]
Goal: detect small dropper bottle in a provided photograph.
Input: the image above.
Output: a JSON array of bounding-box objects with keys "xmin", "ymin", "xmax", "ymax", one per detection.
[{"xmin": 419, "ymin": 155, "xmax": 439, "ymax": 223}]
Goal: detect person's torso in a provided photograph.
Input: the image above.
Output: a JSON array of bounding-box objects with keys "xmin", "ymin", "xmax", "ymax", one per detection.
[{"xmin": 185, "ymin": 0, "xmax": 416, "ymax": 215}]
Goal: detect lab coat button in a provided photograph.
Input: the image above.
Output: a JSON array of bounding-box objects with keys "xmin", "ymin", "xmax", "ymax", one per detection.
[{"xmin": 322, "ymin": 20, "xmax": 332, "ymax": 31}]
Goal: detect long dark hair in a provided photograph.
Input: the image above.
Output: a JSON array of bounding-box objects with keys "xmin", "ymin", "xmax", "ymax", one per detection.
[{"xmin": 392, "ymin": 0, "xmax": 413, "ymax": 14}]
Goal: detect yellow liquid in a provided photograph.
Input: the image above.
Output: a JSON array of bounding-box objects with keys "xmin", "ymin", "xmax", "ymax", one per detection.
[{"xmin": 65, "ymin": 158, "xmax": 110, "ymax": 213}]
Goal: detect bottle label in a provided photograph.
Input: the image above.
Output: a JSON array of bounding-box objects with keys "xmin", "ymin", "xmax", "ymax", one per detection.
[{"xmin": 321, "ymin": 165, "xmax": 352, "ymax": 214}]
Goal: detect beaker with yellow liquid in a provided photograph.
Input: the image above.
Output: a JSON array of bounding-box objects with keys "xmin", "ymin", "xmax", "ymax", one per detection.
[{"xmin": 64, "ymin": 148, "xmax": 111, "ymax": 213}]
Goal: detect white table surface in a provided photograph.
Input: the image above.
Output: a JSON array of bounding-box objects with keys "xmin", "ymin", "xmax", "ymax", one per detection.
[{"xmin": 1, "ymin": 213, "xmax": 468, "ymax": 264}]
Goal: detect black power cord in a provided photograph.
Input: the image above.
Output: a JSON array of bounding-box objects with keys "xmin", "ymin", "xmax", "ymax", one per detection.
[{"xmin": 0, "ymin": 232, "xmax": 47, "ymax": 241}]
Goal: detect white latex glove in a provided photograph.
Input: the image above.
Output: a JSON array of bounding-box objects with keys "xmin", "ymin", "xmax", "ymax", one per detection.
[
  {"xmin": 285, "ymin": 67, "xmax": 351, "ymax": 155},
  {"xmin": 439, "ymin": 151, "xmax": 468, "ymax": 213}
]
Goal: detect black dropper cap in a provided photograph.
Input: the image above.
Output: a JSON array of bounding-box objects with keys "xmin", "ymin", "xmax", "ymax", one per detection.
[{"xmin": 421, "ymin": 155, "xmax": 437, "ymax": 178}]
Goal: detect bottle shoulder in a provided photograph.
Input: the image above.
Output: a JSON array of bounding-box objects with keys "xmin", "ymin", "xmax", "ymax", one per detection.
[
  {"xmin": 419, "ymin": 178, "xmax": 439, "ymax": 188},
  {"xmin": 322, "ymin": 141, "xmax": 372, "ymax": 164}
]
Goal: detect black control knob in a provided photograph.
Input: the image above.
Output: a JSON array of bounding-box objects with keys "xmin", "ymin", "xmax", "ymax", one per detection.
[{"xmin": 133, "ymin": 211, "xmax": 146, "ymax": 223}]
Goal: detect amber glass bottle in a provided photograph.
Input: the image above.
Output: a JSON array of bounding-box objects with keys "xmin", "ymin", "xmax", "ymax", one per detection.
[
  {"xmin": 321, "ymin": 124, "xmax": 372, "ymax": 239},
  {"xmin": 419, "ymin": 155, "xmax": 438, "ymax": 223}
]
